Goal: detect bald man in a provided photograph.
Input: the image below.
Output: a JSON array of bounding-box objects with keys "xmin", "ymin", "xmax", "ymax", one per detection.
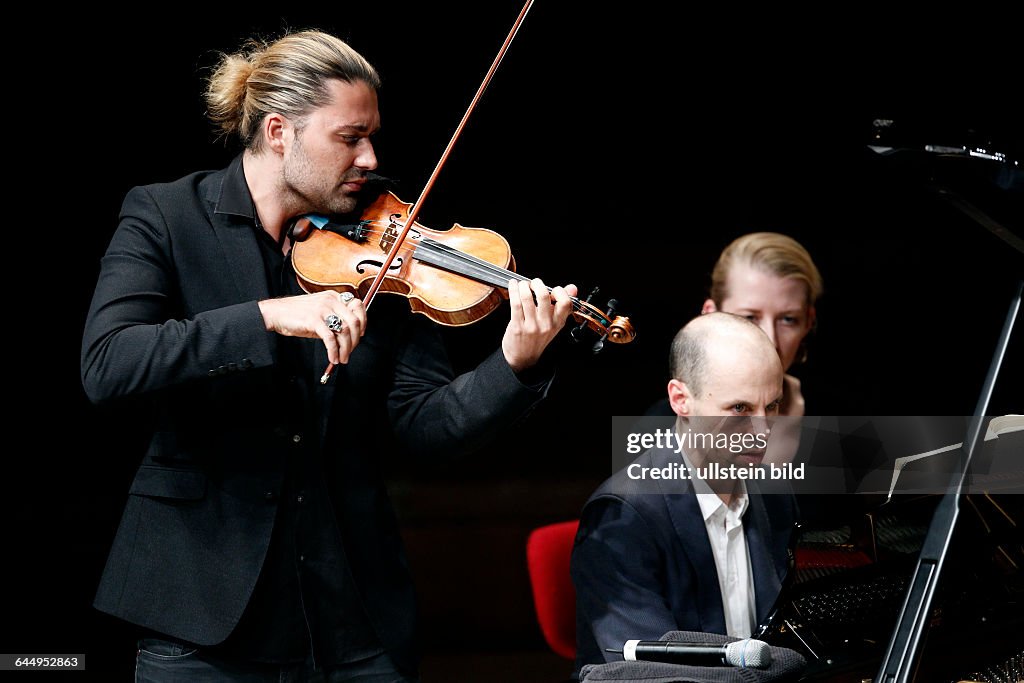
[{"xmin": 571, "ymin": 313, "xmax": 799, "ymax": 673}]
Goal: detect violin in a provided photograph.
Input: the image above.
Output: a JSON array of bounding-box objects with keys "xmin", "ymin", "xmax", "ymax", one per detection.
[{"xmin": 288, "ymin": 190, "xmax": 636, "ymax": 344}]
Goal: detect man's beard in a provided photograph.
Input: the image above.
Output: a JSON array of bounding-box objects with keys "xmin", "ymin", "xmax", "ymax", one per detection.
[{"xmin": 283, "ymin": 135, "xmax": 364, "ymax": 216}]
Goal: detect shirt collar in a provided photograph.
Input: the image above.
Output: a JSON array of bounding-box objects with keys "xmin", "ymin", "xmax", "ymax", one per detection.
[
  {"xmin": 679, "ymin": 449, "xmax": 749, "ymax": 522},
  {"xmin": 214, "ymin": 154, "xmax": 258, "ymax": 224}
]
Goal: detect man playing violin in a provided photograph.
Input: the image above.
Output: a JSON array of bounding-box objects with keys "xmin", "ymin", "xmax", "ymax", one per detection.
[{"xmin": 81, "ymin": 30, "xmax": 575, "ymax": 682}]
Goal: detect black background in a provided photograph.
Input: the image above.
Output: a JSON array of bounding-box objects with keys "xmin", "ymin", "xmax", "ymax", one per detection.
[{"xmin": 7, "ymin": 3, "xmax": 1023, "ymax": 680}]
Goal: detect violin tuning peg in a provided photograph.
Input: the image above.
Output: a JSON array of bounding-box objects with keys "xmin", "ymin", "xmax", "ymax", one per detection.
[{"xmin": 571, "ymin": 287, "xmax": 598, "ymax": 343}]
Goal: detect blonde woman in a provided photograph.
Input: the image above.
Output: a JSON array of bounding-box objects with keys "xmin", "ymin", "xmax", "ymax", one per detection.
[
  {"xmin": 647, "ymin": 232, "xmax": 822, "ymax": 419},
  {"xmin": 700, "ymin": 232, "xmax": 823, "ymax": 416}
]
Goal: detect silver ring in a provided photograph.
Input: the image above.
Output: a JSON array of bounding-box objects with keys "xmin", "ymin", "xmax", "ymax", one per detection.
[
  {"xmin": 339, "ymin": 292, "xmax": 355, "ymax": 304},
  {"xmin": 325, "ymin": 314, "xmax": 344, "ymax": 333}
]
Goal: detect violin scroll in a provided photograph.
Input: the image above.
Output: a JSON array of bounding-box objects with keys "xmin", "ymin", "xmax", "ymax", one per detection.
[{"xmin": 570, "ymin": 288, "xmax": 636, "ymax": 353}]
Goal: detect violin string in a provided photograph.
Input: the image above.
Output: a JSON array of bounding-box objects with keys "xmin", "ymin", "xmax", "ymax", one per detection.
[
  {"xmin": 416, "ymin": 239, "xmax": 594, "ymax": 316},
  {"xmin": 329, "ymin": 223, "xmax": 513, "ymax": 268},
  {"xmin": 353, "ymin": 221, "xmax": 537, "ymax": 288},
  {"xmin": 314, "ymin": 222, "xmax": 596, "ymax": 317}
]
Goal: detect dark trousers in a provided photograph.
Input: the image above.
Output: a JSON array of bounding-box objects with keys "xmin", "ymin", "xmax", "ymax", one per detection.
[{"xmin": 135, "ymin": 639, "xmax": 417, "ymax": 683}]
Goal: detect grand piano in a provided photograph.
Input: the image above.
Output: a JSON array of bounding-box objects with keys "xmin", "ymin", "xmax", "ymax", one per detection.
[
  {"xmin": 763, "ymin": 483, "xmax": 1023, "ymax": 682},
  {"xmin": 760, "ymin": 125, "xmax": 1023, "ymax": 683}
]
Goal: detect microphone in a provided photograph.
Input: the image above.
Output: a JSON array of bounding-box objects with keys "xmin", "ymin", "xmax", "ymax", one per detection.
[{"xmin": 607, "ymin": 638, "xmax": 772, "ymax": 668}]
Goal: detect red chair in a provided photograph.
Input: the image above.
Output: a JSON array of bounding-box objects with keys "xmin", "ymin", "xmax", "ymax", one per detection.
[{"xmin": 526, "ymin": 520, "xmax": 580, "ymax": 660}]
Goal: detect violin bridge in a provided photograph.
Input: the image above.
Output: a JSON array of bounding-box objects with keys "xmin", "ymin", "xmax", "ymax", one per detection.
[{"xmin": 379, "ymin": 212, "xmax": 402, "ymax": 253}]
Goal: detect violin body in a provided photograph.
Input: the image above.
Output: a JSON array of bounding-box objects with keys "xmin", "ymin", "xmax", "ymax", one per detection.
[
  {"xmin": 291, "ymin": 191, "xmax": 635, "ymax": 352},
  {"xmin": 291, "ymin": 192, "xmax": 516, "ymax": 326}
]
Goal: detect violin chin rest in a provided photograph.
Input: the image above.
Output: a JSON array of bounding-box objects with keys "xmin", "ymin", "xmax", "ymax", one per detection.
[{"xmin": 288, "ymin": 217, "xmax": 314, "ymax": 242}]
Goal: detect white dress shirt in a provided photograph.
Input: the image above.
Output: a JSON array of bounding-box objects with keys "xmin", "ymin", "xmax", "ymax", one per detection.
[{"xmin": 681, "ymin": 451, "xmax": 756, "ymax": 638}]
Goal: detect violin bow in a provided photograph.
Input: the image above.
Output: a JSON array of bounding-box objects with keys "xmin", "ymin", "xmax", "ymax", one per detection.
[{"xmin": 322, "ymin": 0, "xmax": 536, "ymax": 383}]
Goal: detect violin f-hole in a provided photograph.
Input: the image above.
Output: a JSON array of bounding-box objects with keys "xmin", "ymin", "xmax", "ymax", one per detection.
[{"xmin": 356, "ymin": 257, "xmax": 405, "ymax": 275}]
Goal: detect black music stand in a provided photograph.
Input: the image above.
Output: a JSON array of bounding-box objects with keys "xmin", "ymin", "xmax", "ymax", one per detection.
[{"xmin": 874, "ymin": 279, "xmax": 1022, "ymax": 683}]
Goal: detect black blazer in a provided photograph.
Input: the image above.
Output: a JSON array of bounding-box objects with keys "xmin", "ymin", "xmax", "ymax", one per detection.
[
  {"xmin": 81, "ymin": 156, "xmax": 549, "ymax": 674},
  {"xmin": 570, "ymin": 446, "xmax": 798, "ymax": 674}
]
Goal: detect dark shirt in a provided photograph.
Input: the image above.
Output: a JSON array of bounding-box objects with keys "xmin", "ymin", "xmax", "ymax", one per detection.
[{"xmin": 209, "ymin": 157, "xmax": 383, "ymax": 667}]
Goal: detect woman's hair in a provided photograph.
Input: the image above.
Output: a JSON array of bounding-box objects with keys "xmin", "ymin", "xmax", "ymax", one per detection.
[
  {"xmin": 709, "ymin": 232, "xmax": 823, "ymax": 308},
  {"xmin": 204, "ymin": 30, "xmax": 381, "ymax": 152}
]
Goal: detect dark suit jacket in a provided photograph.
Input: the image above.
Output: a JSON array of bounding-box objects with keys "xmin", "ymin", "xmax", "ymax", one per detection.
[
  {"xmin": 80, "ymin": 156, "xmax": 549, "ymax": 674},
  {"xmin": 570, "ymin": 446, "xmax": 798, "ymax": 674}
]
